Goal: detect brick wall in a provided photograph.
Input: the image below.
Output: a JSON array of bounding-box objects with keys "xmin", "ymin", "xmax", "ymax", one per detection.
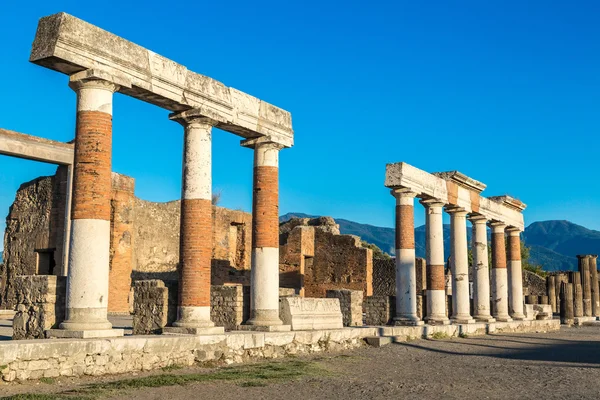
[
  {"xmin": 364, "ymin": 295, "xmax": 395, "ymax": 326},
  {"xmin": 326, "ymin": 289, "xmax": 363, "ymax": 326}
]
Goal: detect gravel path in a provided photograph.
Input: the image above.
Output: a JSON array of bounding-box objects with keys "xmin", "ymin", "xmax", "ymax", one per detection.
[{"xmin": 3, "ymin": 326, "xmax": 600, "ymax": 399}]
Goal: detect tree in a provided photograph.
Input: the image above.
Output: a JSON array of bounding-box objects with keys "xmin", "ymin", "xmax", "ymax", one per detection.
[{"xmin": 361, "ymin": 241, "xmax": 391, "ymax": 260}]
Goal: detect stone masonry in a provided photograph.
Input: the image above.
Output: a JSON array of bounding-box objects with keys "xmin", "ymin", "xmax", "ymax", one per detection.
[{"xmin": 326, "ymin": 289, "xmax": 363, "ymax": 326}]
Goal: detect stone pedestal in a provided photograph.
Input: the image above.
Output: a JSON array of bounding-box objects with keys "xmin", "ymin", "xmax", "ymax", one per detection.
[{"xmin": 279, "ymin": 297, "xmax": 339, "ymax": 331}]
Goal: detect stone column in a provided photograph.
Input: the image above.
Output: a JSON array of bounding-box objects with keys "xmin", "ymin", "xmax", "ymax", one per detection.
[
  {"xmin": 243, "ymin": 140, "xmax": 288, "ymax": 330},
  {"xmin": 164, "ymin": 114, "xmax": 223, "ymax": 335},
  {"xmin": 60, "ymin": 165, "xmax": 73, "ymax": 277},
  {"xmin": 547, "ymin": 275, "xmax": 556, "ymax": 314},
  {"xmin": 50, "ymin": 74, "xmax": 123, "ymax": 338},
  {"xmin": 446, "ymin": 208, "xmax": 474, "ymax": 324},
  {"xmin": 591, "ymin": 255, "xmax": 599, "ymax": 317},
  {"xmin": 490, "ymin": 222, "xmax": 512, "ymax": 322},
  {"xmin": 506, "ymin": 228, "xmax": 526, "ymax": 320},
  {"xmin": 469, "ymin": 215, "xmax": 494, "ymax": 322},
  {"xmin": 391, "ymin": 189, "xmax": 422, "ymax": 326},
  {"xmin": 572, "ymin": 271, "xmax": 583, "ymax": 318},
  {"xmin": 560, "ymin": 282, "xmax": 574, "ymax": 325},
  {"xmin": 421, "ymin": 199, "xmax": 449, "ymax": 325},
  {"xmin": 578, "ymin": 255, "xmax": 593, "ymax": 317}
]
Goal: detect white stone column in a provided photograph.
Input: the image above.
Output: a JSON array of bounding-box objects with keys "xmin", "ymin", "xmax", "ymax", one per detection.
[
  {"xmin": 421, "ymin": 199, "xmax": 449, "ymax": 325},
  {"xmin": 447, "ymin": 208, "xmax": 475, "ymax": 324},
  {"xmin": 469, "ymin": 215, "xmax": 495, "ymax": 322},
  {"xmin": 50, "ymin": 73, "xmax": 124, "ymax": 338},
  {"xmin": 243, "ymin": 140, "xmax": 289, "ymax": 331},
  {"xmin": 507, "ymin": 227, "xmax": 526, "ymax": 320},
  {"xmin": 393, "ymin": 189, "xmax": 422, "ymax": 326},
  {"xmin": 490, "ymin": 222, "xmax": 512, "ymax": 322},
  {"xmin": 163, "ymin": 112, "xmax": 223, "ymax": 335},
  {"xmin": 60, "ymin": 164, "xmax": 73, "ymax": 277}
]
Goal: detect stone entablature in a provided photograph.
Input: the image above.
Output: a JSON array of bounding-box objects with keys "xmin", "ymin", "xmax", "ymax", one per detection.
[
  {"xmin": 385, "ymin": 162, "xmax": 525, "ymax": 230},
  {"xmin": 30, "ymin": 13, "xmax": 293, "ymax": 148}
]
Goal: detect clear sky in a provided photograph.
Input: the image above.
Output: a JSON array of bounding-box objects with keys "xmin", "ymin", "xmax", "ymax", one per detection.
[{"xmin": 1, "ymin": 0, "xmax": 599, "ymax": 251}]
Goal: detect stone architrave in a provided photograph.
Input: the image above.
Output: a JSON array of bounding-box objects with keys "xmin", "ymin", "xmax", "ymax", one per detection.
[{"xmin": 279, "ymin": 297, "xmax": 343, "ymax": 330}]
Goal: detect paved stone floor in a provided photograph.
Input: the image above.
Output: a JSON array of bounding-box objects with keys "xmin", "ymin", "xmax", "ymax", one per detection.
[{"xmin": 2, "ymin": 326, "xmax": 600, "ymax": 399}]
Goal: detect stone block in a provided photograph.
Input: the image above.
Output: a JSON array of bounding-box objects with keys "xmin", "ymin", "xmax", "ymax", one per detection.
[
  {"xmin": 365, "ymin": 336, "xmax": 392, "ymax": 347},
  {"xmin": 45, "ymin": 329, "xmax": 124, "ymax": 339},
  {"xmin": 132, "ymin": 280, "xmax": 169, "ymax": 335},
  {"xmin": 326, "ymin": 289, "xmax": 363, "ymax": 326},
  {"xmin": 12, "ymin": 276, "xmax": 66, "ymax": 340},
  {"xmin": 364, "ymin": 296, "xmax": 395, "ymax": 326},
  {"xmin": 279, "ymin": 297, "xmax": 343, "ymax": 331}
]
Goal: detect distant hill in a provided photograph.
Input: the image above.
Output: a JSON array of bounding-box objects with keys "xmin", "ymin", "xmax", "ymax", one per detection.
[{"xmin": 280, "ymin": 213, "xmax": 598, "ymax": 271}]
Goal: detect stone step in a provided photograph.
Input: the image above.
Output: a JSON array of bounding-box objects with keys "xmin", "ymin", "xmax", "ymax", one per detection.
[{"xmin": 365, "ymin": 336, "xmax": 393, "ymax": 347}]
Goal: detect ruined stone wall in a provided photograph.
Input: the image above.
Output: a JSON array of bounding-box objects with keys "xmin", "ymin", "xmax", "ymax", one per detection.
[
  {"xmin": 1, "ymin": 171, "xmax": 66, "ymax": 308},
  {"xmin": 522, "ymin": 270, "xmax": 547, "ymax": 296},
  {"xmin": 279, "ymin": 217, "xmax": 373, "ymax": 298}
]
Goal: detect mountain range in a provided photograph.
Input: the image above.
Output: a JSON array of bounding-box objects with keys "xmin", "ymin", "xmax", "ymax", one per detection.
[{"xmin": 280, "ymin": 213, "xmax": 599, "ymax": 271}]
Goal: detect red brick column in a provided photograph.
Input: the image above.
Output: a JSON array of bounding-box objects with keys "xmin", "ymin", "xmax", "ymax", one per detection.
[
  {"xmin": 244, "ymin": 140, "xmax": 286, "ymax": 329},
  {"xmin": 166, "ymin": 112, "xmax": 222, "ymax": 333},
  {"xmin": 507, "ymin": 228, "xmax": 525, "ymax": 320},
  {"xmin": 57, "ymin": 76, "xmax": 121, "ymax": 335},
  {"xmin": 489, "ymin": 222, "xmax": 511, "ymax": 322}
]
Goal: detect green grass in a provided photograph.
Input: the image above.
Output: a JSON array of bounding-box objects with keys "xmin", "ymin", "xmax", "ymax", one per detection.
[
  {"xmin": 1, "ymin": 360, "xmax": 325, "ymax": 400},
  {"xmin": 161, "ymin": 364, "xmax": 184, "ymax": 372},
  {"xmin": 430, "ymin": 331, "xmax": 449, "ymax": 340},
  {"xmin": 38, "ymin": 377, "xmax": 56, "ymax": 385}
]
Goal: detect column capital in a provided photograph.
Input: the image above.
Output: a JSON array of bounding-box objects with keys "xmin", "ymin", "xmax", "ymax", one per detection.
[
  {"xmin": 419, "ymin": 197, "xmax": 445, "ymax": 208},
  {"xmin": 391, "ymin": 188, "xmax": 417, "ymax": 199},
  {"xmin": 488, "ymin": 221, "xmax": 506, "ymax": 230},
  {"xmin": 506, "ymin": 226, "xmax": 521, "ymax": 236},
  {"xmin": 444, "ymin": 205, "xmax": 467, "ymax": 216},
  {"xmin": 240, "ymin": 136, "xmax": 285, "ymax": 151},
  {"xmin": 68, "ymin": 69, "xmax": 129, "ymax": 93},
  {"xmin": 467, "ymin": 213, "xmax": 487, "ymax": 224},
  {"xmin": 169, "ymin": 110, "xmax": 218, "ymax": 128}
]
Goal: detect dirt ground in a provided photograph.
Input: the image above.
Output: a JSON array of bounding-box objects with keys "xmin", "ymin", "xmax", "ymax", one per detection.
[{"xmin": 2, "ymin": 326, "xmax": 600, "ymax": 399}]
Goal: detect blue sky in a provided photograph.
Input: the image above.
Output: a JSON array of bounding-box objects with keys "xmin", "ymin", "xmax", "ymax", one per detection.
[{"xmin": 1, "ymin": 1, "xmax": 599, "ymax": 251}]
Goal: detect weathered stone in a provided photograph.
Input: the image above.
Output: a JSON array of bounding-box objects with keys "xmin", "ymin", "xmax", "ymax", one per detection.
[
  {"xmin": 280, "ymin": 297, "xmax": 343, "ymax": 330},
  {"xmin": 326, "ymin": 289, "xmax": 363, "ymax": 326},
  {"xmin": 132, "ymin": 280, "xmax": 169, "ymax": 335},
  {"xmin": 12, "ymin": 276, "xmax": 66, "ymax": 339},
  {"xmin": 364, "ymin": 296, "xmax": 395, "ymax": 326}
]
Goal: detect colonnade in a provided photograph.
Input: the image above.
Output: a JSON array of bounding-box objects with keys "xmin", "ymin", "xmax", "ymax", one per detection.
[
  {"xmin": 392, "ymin": 192, "xmax": 527, "ymax": 325},
  {"xmin": 52, "ymin": 73, "xmax": 288, "ymax": 337}
]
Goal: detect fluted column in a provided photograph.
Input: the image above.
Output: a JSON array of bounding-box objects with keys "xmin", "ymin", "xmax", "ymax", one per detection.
[
  {"xmin": 51, "ymin": 73, "xmax": 123, "ymax": 338},
  {"xmin": 392, "ymin": 189, "xmax": 422, "ymax": 326},
  {"xmin": 507, "ymin": 228, "xmax": 526, "ymax": 320},
  {"xmin": 591, "ymin": 255, "xmax": 599, "ymax": 317},
  {"xmin": 490, "ymin": 222, "xmax": 512, "ymax": 322},
  {"xmin": 163, "ymin": 112, "xmax": 223, "ymax": 335},
  {"xmin": 421, "ymin": 199, "xmax": 449, "ymax": 325},
  {"xmin": 469, "ymin": 215, "xmax": 495, "ymax": 322},
  {"xmin": 243, "ymin": 140, "xmax": 288, "ymax": 330},
  {"xmin": 446, "ymin": 208, "xmax": 475, "ymax": 324}
]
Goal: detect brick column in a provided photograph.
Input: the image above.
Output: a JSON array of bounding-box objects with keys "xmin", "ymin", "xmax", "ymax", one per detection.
[
  {"xmin": 507, "ymin": 228, "xmax": 526, "ymax": 320},
  {"xmin": 489, "ymin": 222, "xmax": 512, "ymax": 322},
  {"xmin": 591, "ymin": 255, "xmax": 599, "ymax": 317},
  {"xmin": 446, "ymin": 208, "xmax": 474, "ymax": 324},
  {"xmin": 52, "ymin": 75, "xmax": 123, "ymax": 337},
  {"xmin": 469, "ymin": 215, "xmax": 495, "ymax": 322},
  {"xmin": 392, "ymin": 189, "xmax": 422, "ymax": 326},
  {"xmin": 243, "ymin": 140, "xmax": 288, "ymax": 330},
  {"xmin": 165, "ymin": 113, "xmax": 223, "ymax": 334},
  {"xmin": 421, "ymin": 199, "xmax": 449, "ymax": 325}
]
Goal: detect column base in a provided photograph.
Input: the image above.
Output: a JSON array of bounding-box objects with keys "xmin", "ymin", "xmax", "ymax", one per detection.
[
  {"xmin": 474, "ymin": 315, "xmax": 496, "ymax": 323},
  {"xmin": 451, "ymin": 316, "xmax": 476, "ymax": 324},
  {"xmin": 237, "ymin": 324, "xmax": 291, "ymax": 332},
  {"xmin": 424, "ymin": 317, "xmax": 450, "ymax": 326},
  {"xmin": 393, "ymin": 317, "xmax": 424, "ymax": 326},
  {"xmin": 245, "ymin": 309, "xmax": 284, "ymax": 328},
  {"xmin": 510, "ymin": 313, "xmax": 527, "ymax": 321},
  {"xmin": 46, "ymin": 329, "xmax": 124, "ymax": 339},
  {"xmin": 494, "ymin": 315, "xmax": 513, "ymax": 322},
  {"xmin": 162, "ymin": 326, "xmax": 225, "ymax": 335}
]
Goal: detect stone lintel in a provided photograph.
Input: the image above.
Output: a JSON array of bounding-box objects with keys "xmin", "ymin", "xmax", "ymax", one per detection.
[
  {"xmin": 432, "ymin": 170, "xmax": 486, "ymax": 193},
  {"xmin": 385, "ymin": 162, "xmax": 525, "ymax": 230},
  {"xmin": 0, "ymin": 128, "xmax": 74, "ymax": 165},
  {"xmin": 30, "ymin": 12, "xmax": 294, "ymax": 147},
  {"xmin": 489, "ymin": 195, "xmax": 527, "ymax": 212}
]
